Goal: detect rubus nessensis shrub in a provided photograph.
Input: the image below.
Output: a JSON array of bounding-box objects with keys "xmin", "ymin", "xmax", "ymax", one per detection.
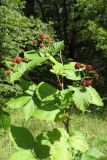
[{"xmin": 4, "ymin": 35, "xmax": 105, "ymax": 159}]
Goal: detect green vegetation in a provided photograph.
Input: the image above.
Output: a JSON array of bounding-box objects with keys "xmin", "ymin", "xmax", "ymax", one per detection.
[
  {"xmin": 0, "ymin": 0, "xmax": 107, "ymax": 160},
  {"xmin": 0, "ymin": 112, "xmax": 107, "ymax": 160}
]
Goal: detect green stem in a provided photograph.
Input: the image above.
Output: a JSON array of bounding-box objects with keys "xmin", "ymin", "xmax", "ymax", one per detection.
[
  {"xmin": 59, "ymin": 52, "xmax": 64, "ymax": 90},
  {"xmin": 46, "ymin": 53, "xmax": 58, "ymax": 64},
  {"xmin": 64, "ymin": 117, "xmax": 70, "ymax": 133}
]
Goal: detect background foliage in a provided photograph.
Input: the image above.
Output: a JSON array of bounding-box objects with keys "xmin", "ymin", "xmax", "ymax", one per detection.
[
  {"xmin": 33, "ymin": 0, "xmax": 107, "ymax": 97},
  {"xmin": 0, "ymin": 0, "xmax": 107, "ymax": 159}
]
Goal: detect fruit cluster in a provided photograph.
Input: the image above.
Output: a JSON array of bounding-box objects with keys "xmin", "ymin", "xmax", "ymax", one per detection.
[
  {"xmin": 75, "ymin": 62, "xmax": 98, "ymax": 87},
  {"xmin": 75, "ymin": 62, "xmax": 93, "ymax": 71},
  {"xmin": 6, "ymin": 56, "xmax": 29, "ymax": 75},
  {"xmin": 81, "ymin": 80, "xmax": 92, "ymax": 87},
  {"xmin": 11, "ymin": 57, "xmax": 22, "ymax": 64},
  {"xmin": 6, "ymin": 34, "xmax": 52, "ymax": 76},
  {"xmin": 33, "ymin": 34, "xmax": 52, "ymax": 48}
]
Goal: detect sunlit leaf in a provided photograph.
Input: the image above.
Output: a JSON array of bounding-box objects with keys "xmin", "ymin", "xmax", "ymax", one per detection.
[
  {"xmin": 6, "ymin": 95, "xmax": 31, "ymax": 109},
  {"xmin": 7, "ymin": 150, "xmax": 35, "ymax": 160},
  {"xmin": 73, "ymin": 87, "xmax": 91, "ymax": 111},
  {"xmin": 69, "ymin": 131, "xmax": 89, "ymax": 153}
]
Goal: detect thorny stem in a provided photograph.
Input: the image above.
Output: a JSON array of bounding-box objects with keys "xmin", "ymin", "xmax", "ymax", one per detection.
[
  {"xmin": 59, "ymin": 51, "xmax": 64, "ymax": 65},
  {"xmin": 59, "ymin": 51, "xmax": 64, "ymax": 90},
  {"xmin": 57, "ymin": 74, "xmax": 62, "ymax": 90},
  {"xmin": 49, "ymin": 52, "xmax": 70, "ymax": 133},
  {"xmin": 64, "ymin": 117, "xmax": 70, "ymax": 133},
  {"xmin": 59, "ymin": 52, "xmax": 70, "ymax": 133}
]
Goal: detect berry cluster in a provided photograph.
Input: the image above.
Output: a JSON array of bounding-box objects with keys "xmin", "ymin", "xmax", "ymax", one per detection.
[
  {"xmin": 33, "ymin": 34, "xmax": 53, "ymax": 48},
  {"xmin": 6, "ymin": 56, "xmax": 29, "ymax": 75},
  {"xmin": 11, "ymin": 57, "xmax": 22, "ymax": 64},
  {"xmin": 75, "ymin": 62, "xmax": 93, "ymax": 72},
  {"xmin": 81, "ymin": 80, "xmax": 92, "ymax": 87},
  {"xmin": 74, "ymin": 62, "xmax": 98, "ymax": 87},
  {"xmin": 6, "ymin": 33, "xmax": 52, "ymax": 76},
  {"xmin": 11, "ymin": 56, "xmax": 28, "ymax": 64}
]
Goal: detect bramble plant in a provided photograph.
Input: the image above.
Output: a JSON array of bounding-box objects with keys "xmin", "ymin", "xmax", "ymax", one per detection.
[{"xmin": 4, "ymin": 35, "xmax": 105, "ymax": 160}]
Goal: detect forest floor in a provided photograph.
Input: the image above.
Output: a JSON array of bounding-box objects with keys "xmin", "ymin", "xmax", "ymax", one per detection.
[{"xmin": 0, "ymin": 111, "xmax": 107, "ymax": 160}]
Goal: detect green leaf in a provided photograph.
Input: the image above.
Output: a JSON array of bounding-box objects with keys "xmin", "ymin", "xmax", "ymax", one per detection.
[
  {"xmin": 23, "ymin": 98, "xmax": 37, "ymax": 121},
  {"xmin": 19, "ymin": 80, "xmax": 37, "ymax": 96},
  {"xmin": 26, "ymin": 52, "xmax": 47, "ymax": 70},
  {"xmin": 6, "ymin": 95, "xmax": 31, "ymax": 109},
  {"xmin": 87, "ymin": 87, "xmax": 103, "ymax": 106},
  {"xmin": 10, "ymin": 125, "xmax": 34, "ymax": 150},
  {"xmin": 33, "ymin": 92, "xmax": 60, "ymax": 121},
  {"xmin": 22, "ymin": 41, "xmax": 64, "ymax": 71},
  {"xmin": 32, "ymin": 108, "xmax": 60, "ymax": 121},
  {"xmin": 17, "ymin": 62, "xmax": 27, "ymax": 73},
  {"xmin": 51, "ymin": 41, "xmax": 64, "ymax": 54},
  {"xmin": 64, "ymin": 62, "xmax": 85, "ymax": 71},
  {"xmin": 50, "ymin": 62, "xmax": 64, "ymax": 74},
  {"xmin": 64, "ymin": 62, "xmax": 76, "ymax": 71},
  {"xmin": 58, "ymin": 89, "xmax": 73, "ymax": 109},
  {"xmin": 69, "ymin": 131, "xmax": 89, "ymax": 153},
  {"xmin": 10, "ymin": 72, "xmax": 22, "ymax": 83},
  {"xmin": 34, "ymin": 128, "xmax": 70, "ymax": 159},
  {"xmin": 50, "ymin": 128, "xmax": 71, "ymax": 160},
  {"xmin": 34, "ymin": 128, "xmax": 61, "ymax": 159},
  {"xmin": 7, "ymin": 150, "xmax": 35, "ymax": 160},
  {"xmin": 73, "ymin": 87, "xmax": 91, "ymax": 112},
  {"xmin": 81, "ymin": 154, "xmax": 96, "ymax": 160},
  {"xmin": 24, "ymin": 50, "xmax": 39, "ymax": 60},
  {"xmin": 7, "ymin": 94, "xmax": 38, "ymax": 120},
  {"xmin": 81, "ymin": 148, "xmax": 104, "ymax": 160},
  {"xmin": 87, "ymin": 148, "xmax": 104, "ymax": 159},
  {"xmin": 51, "ymin": 62, "xmax": 82, "ymax": 80},
  {"xmin": 19, "ymin": 80, "xmax": 35, "ymax": 91},
  {"xmin": 36, "ymin": 82, "xmax": 58, "ymax": 101},
  {"xmin": 39, "ymin": 46, "xmax": 52, "ymax": 57},
  {"xmin": 73, "ymin": 86, "xmax": 103, "ymax": 111},
  {"xmin": 50, "ymin": 141, "xmax": 72, "ymax": 160},
  {"xmin": 0, "ymin": 111, "xmax": 11, "ymax": 130},
  {"xmin": 25, "ymin": 84, "xmax": 37, "ymax": 96},
  {"xmin": 62, "ymin": 69, "xmax": 81, "ymax": 80}
]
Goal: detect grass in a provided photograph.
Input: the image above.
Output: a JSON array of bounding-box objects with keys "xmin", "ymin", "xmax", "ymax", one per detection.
[
  {"xmin": 0, "ymin": 110, "xmax": 60, "ymax": 160},
  {"xmin": 0, "ymin": 111, "xmax": 107, "ymax": 160},
  {"xmin": 69, "ymin": 113, "xmax": 107, "ymax": 158}
]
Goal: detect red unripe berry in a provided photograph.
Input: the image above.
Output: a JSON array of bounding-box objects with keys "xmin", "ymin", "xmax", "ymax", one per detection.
[
  {"xmin": 6, "ymin": 69, "xmax": 13, "ymax": 75},
  {"xmin": 75, "ymin": 62, "xmax": 82, "ymax": 69},
  {"xmin": 40, "ymin": 34, "xmax": 46, "ymax": 41},
  {"xmin": 82, "ymin": 80, "xmax": 92, "ymax": 87},
  {"xmin": 86, "ymin": 65, "xmax": 93, "ymax": 71},
  {"xmin": 11, "ymin": 57, "xmax": 22, "ymax": 64},
  {"xmin": 15, "ymin": 57, "xmax": 22, "ymax": 64},
  {"xmin": 33, "ymin": 39, "xmax": 38, "ymax": 46}
]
